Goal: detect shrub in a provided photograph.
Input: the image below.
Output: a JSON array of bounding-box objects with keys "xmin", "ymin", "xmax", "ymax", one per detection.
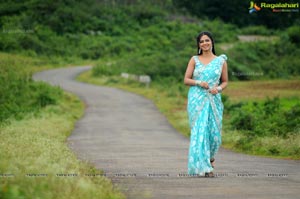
[
  {"xmin": 230, "ymin": 110, "xmax": 255, "ymax": 131},
  {"xmin": 32, "ymin": 82, "xmax": 63, "ymax": 107},
  {"xmin": 228, "ymin": 97, "xmax": 300, "ymax": 138},
  {"xmin": 283, "ymin": 104, "xmax": 300, "ymax": 135},
  {"xmin": 227, "ymin": 39, "xmax": 300, "ymax": 80},
  {"xmin": 92, "ymin": 63, "xmax": 117, "ymax": 76},
  {"xmin": 0, "ymin": 54, "xmax": 63, "ymax": 123},
  {"xmin": 263, "ymin": 97, "xmax": 280, "ymax": 115},
  {"xmin": 287, "ymin": 26, "xmax": 300, "ymax": 46},
  {"xmin": 239, "ymin": 25, "xmax": 275, "ymax": 35}
]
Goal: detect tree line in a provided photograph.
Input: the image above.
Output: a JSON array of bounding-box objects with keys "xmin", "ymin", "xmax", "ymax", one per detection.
[{"xmin": 173, "ymin": 0, "xmax": 300, "ymax": 29}]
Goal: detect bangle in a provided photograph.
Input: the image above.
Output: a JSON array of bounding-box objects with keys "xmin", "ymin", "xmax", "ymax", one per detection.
[
  {"xmin": 195, "ymin": 80, "xmax": 202, "ymax": 86},
  {"xmin": 217, "ymin": 86, "xmax": 222, "ymax": 92}
]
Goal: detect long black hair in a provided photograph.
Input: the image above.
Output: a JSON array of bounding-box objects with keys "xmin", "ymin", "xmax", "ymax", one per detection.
[{"xmin": 196, "ymin": 31, "xmax": 216, "ymax": 55}]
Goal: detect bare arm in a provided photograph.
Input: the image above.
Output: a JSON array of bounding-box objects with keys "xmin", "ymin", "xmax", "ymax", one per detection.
[
  {"xmin": 210, "ymin": 61, "xmax": 228, "ymax": 94},
  {"xmin": 219, "ymin": 61, "xmax": 228, "ymax": 90},
  {"xmin": 184, "ymin": 57, "xmax": 196, "ymax": 86}
]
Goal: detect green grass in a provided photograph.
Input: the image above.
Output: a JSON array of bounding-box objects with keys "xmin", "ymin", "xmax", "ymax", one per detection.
[
  {"xmin": 0, "ymin": 52, "xmax": 124, "ymax": 199},
  {"xmin": 78, "ymin": 71, "xmax": 300, "ymax": 160},
  {"xmin": 0, "ymin": 52, "xmax": 88, "ymax": 73},
  {"xmin": 0, "ymin": 91, "xmax": 125, "ymax": 199},
  {"xmin": 222, "ymin": 79, "xmax": 300, "ymax": 102},
  {"xmin": 222, "ymin": 130, "xmax": 300, "ymax": 160}
]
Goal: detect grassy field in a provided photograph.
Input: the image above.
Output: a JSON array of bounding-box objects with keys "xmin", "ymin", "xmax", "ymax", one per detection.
[
  {"xmin": 222, "ymin": 79, "xmax": 300, "ymax": 102},
  {"xmin": 0, "ymin": 53, "xmax": 124, "ymax": 199},
  {"xmin": 78, "ymin": 70, "xmax": 300, "ymax": 160},
  {"xmin": 0, "ymin": 91, "xmax": 125, "ymax": 199},
  {"xmin": 0, "ymin": 91, "xmax": 124, "ymax": 199}
]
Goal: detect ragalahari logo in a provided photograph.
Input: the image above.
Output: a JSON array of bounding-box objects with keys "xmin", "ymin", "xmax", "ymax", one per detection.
[
  {"xmin": 249, "ymin": 1, "xmax": 299, "ymax": 13},
  {"xmin": 249, "ymin": 1, "xmax": 261, "ymax": 13}
]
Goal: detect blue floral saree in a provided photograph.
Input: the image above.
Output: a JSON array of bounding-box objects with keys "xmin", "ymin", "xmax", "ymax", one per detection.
[{"xmin": 187, "ymin": 54, "xmax": 227, "ymax": 176}]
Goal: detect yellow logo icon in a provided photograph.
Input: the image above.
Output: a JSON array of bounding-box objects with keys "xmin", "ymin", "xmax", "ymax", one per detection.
[{"xmin": 249, "ymin": 1, "xmax": 261, "ymax": 13}]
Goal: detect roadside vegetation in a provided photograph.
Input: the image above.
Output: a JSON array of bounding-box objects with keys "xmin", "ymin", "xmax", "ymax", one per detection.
[{"xmin": 0, "ymin": 53, "xmax": 124, "ymax": 199}]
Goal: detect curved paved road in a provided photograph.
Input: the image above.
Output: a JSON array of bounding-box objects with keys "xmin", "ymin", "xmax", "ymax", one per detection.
[{"xmin": 33, "ymin": 66, "xmax": 300, "ymax": 199}]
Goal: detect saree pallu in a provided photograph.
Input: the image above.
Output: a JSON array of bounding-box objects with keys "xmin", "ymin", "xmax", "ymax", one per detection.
[{"xmin": 187, "ymin": 54, "xmax": 227, "ymax": 175}]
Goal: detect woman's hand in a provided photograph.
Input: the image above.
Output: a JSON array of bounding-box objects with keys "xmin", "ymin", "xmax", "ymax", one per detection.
[
  {"xmin": 200, "ymin": 82, "xmax": 209, "ymax": 89},
  {"xmin": 209, "ymin": 87, "xmax": 219, "ymax": 94}
]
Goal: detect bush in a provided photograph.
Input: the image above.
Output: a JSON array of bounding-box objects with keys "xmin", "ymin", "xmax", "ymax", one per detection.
[
  {"xmin": 287, "ymin": 26, "xmax": 300, "ymax": 46},
  {"xmin": 0, "ymin": 54, "xmax": 63, "ymax": 123},
  {"xmin": 227, "ymin": 39, "xmax": 300, "ymax": 80},
  {"xmin": 229, "ymin": 97, "xmax": 300, "ymax": 138},
  {"xmin": 92, "ymin": 63, "xmax": 118, "ymax": 76},
  {"xmin": 32, "ymin": 82, "xmax": 62, "ymax": 107},
  {"xmin": 230, "ymin": 110, "xmax": 255, "ymax": 131},
  {"xmin": 0, "ymin": 0, "xmax": 299, "ymax": 82},
  {"xmin": 239, "ymin": 25, "xmax": 276, "ymax": 36},
  {"xmin": 283, "ymin": 104, "xmax": 300, "ymax": 135}
]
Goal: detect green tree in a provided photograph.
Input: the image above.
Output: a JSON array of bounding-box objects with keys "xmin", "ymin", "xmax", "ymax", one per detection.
[{"xmin": 173, "ymin": 0, "xmax": 299, "ymax": 28}]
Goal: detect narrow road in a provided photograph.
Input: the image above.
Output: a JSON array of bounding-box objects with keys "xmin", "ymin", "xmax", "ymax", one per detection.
[{"xmin": 33, "ymin": 66, "xmax": 300, "ymax": 199}]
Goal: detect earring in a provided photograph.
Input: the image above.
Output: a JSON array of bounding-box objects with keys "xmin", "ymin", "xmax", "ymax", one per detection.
[{"xmin": 198, "ymin": 48, "xmax": 201, "ymax": 54}]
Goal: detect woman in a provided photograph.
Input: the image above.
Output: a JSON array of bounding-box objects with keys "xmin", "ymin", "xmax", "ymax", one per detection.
[{"xmin": 184, "ymin": 31, "xmax": 228, "ymax": 177}]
